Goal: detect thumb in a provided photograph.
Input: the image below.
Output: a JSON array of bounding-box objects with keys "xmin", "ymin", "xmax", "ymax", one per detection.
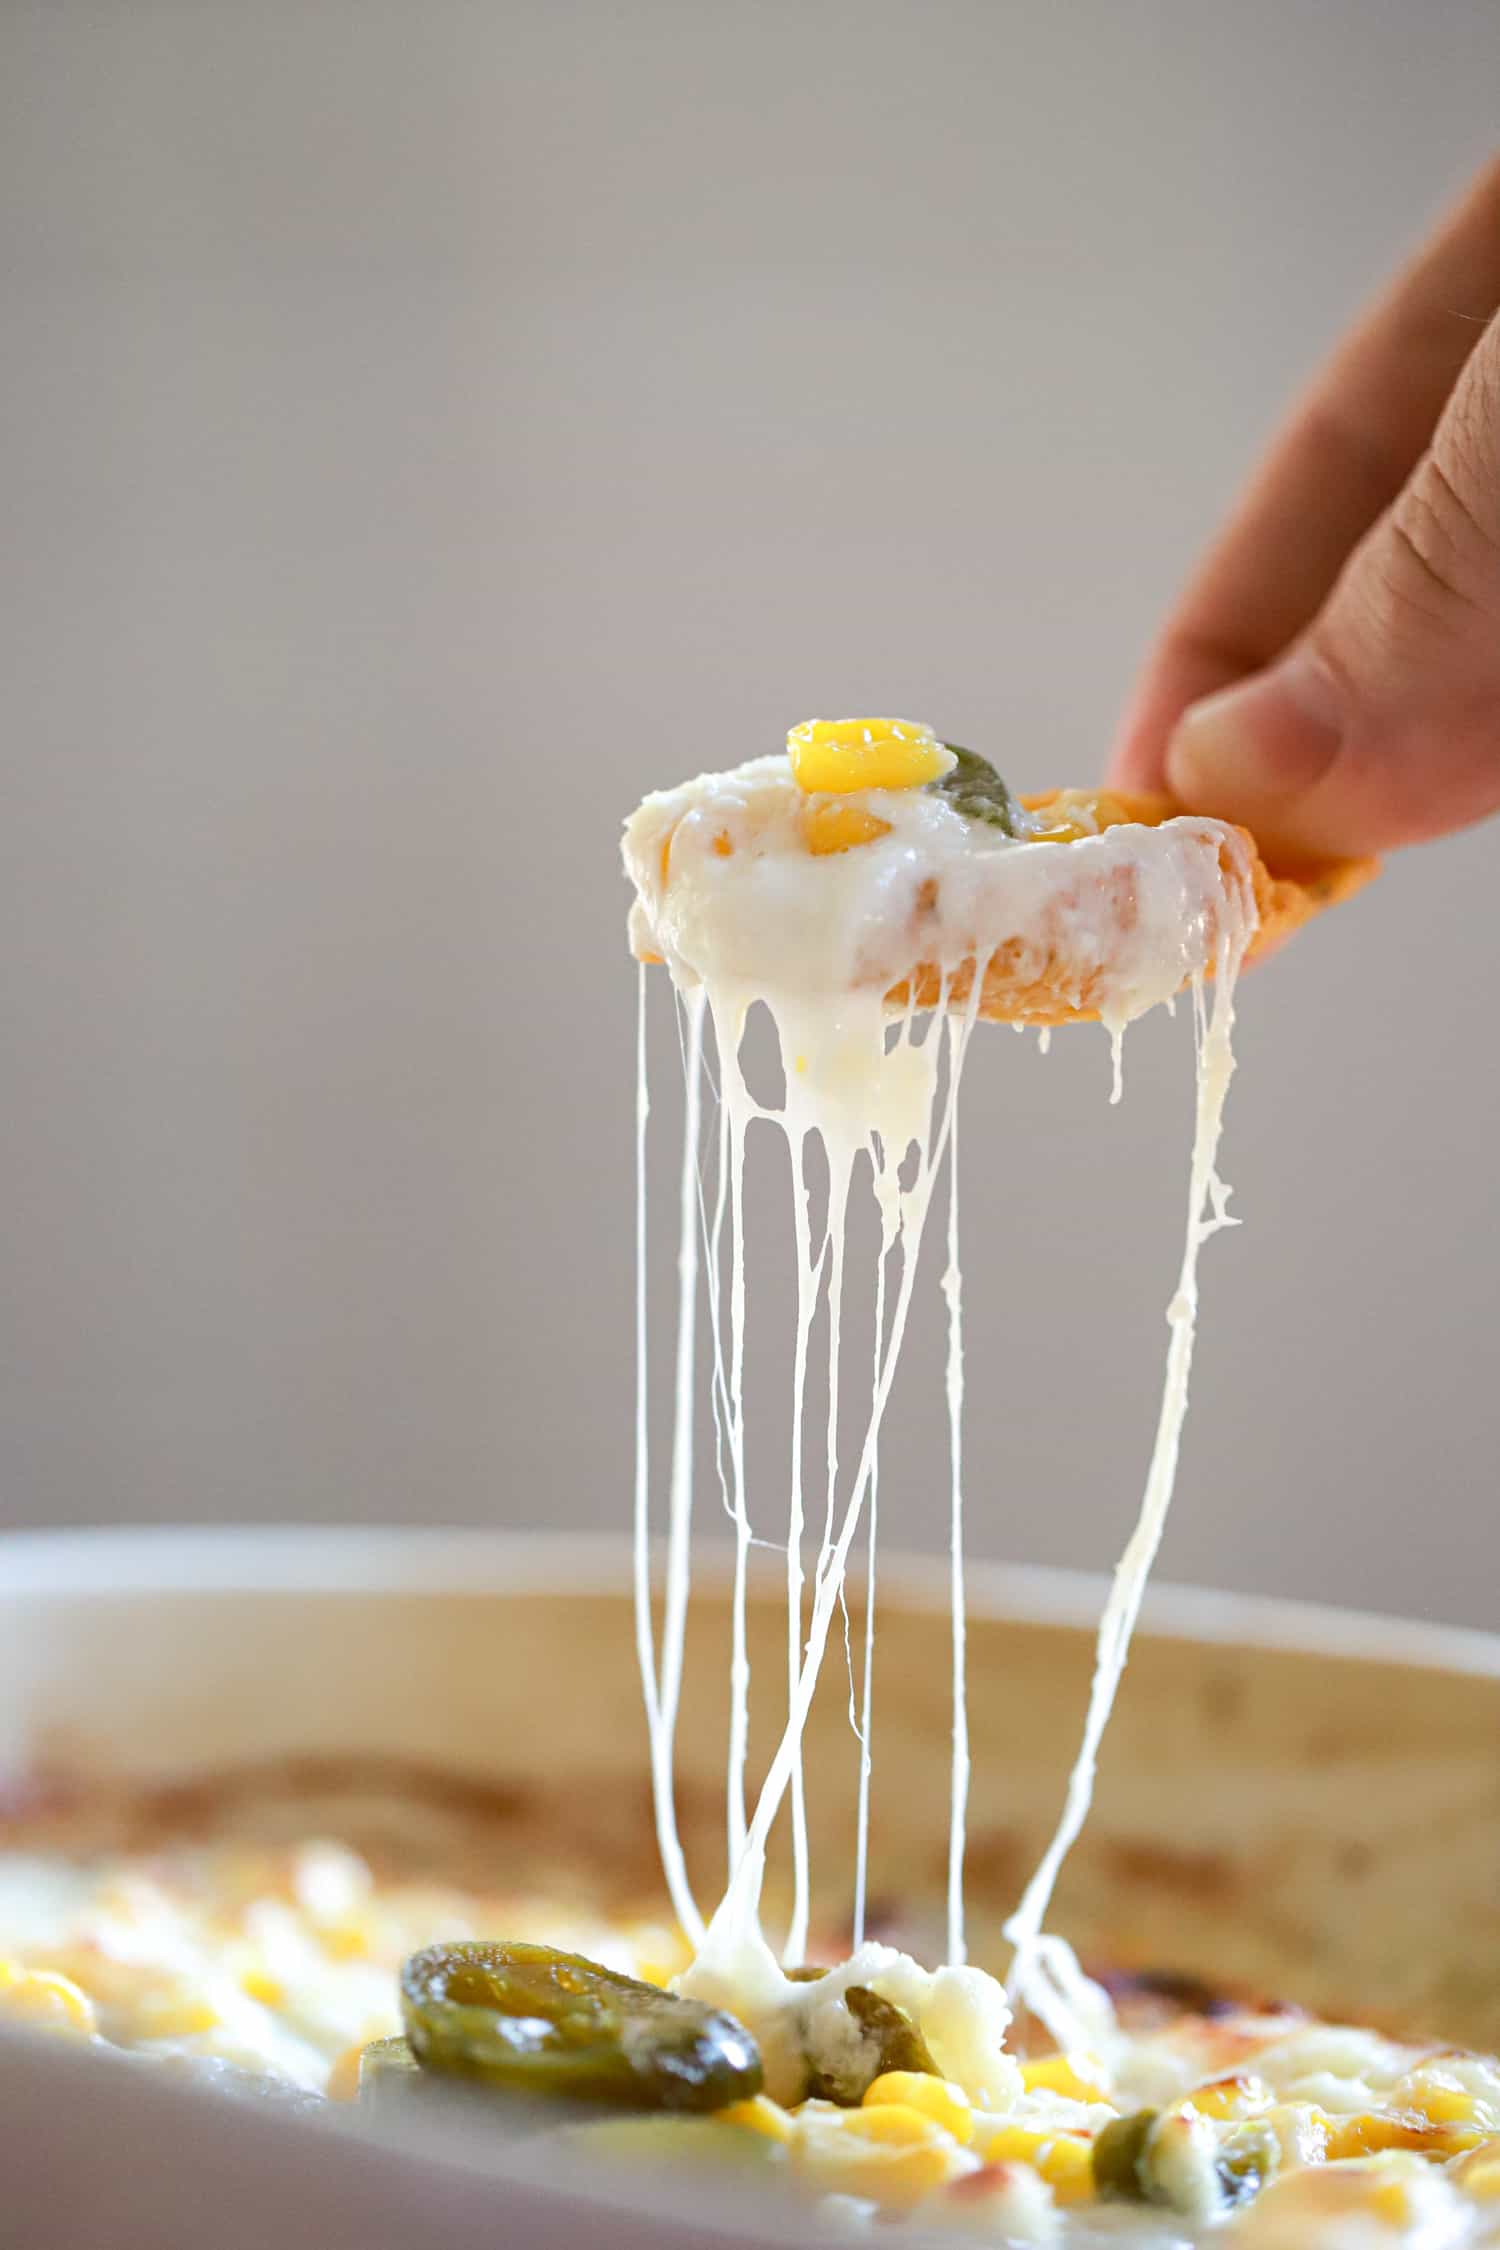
[{"xmin": 1166, "ymin": 309, "xmax": 1500, "ymax": 866}]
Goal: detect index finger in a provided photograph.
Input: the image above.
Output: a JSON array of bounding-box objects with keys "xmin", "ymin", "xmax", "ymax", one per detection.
[{"xmin": 1111, "ymin": 152, "xmax": 1500, "ymax": 791}]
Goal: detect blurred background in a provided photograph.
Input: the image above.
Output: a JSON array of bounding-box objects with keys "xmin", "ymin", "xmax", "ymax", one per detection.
[{"xmin": 2, "ymin": 1, "xmax": 1496, "ymax": 1626}]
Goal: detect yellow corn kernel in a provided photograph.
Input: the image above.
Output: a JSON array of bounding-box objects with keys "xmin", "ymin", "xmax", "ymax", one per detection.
[
  {"xmin": 1326, "ymin": 2112, "xmax": 1399, "ymax": 2160},
  {"xmin": 238, "ymin": 1964, "xmax": 285, "ymax": 2009},
  {"xmin": 326, "ymin": 2040, "xmax": 366, "ymax": 2103},
  {"xmin": 788, "ymin": 718, "xmax": 954, "ymax": 795},
  {"xmin": 321, "ymin": 1918, "xmax": 375, "ymax": 1962},
  {"xmin": 1240, "ymin": 2157, "xmax": 1443, "ymax": 2239},
  {"xmin": 1371, "ymin": 2176, "xmax": 1414, "ymax": 2226},
  {"xmin": 1021, "ymin": 2052, "xmax": 1109, "ymax": 2104},
  {"xmin": 1450, "ymin": 2143, "xmax": 1500, "ymax": 2199},
  {"xmin": 0, "ymin": 1960, "xmax": 97, "ymax": 2038},
  {"xmin": 864, "ymin": 2072, "xmax": 973, "ymax": 2145},
  {"xmin": 718, "ymin": 2095, "xmax": 794, "ymax": 2143},
  {"xmin": 802, "ymin": 801, "xmax": 892, "ymax": 856},
  {"xmin": 979, "ymin": 2123, "xmax": 1094, "ymax": 2205},
  {"xmin": 845, "ymin": 2104, "xmax": 947, "ymax": 2147},
  {"xmin": 793, "ymin": 2103, "xmax": 962, "ymax": 2211},
  {"xmin": 1326, "ymin": 2111, "xmax": 1481, "ymax": 2162},
  {"xmin": 1187, "ymin": 2072, "xmax": 1274, "ymax": 2122},
  {"xmin": 1413, "ymin": 2082, "xmax": 1478, "ymax": 2126},
  {"xmin": 617, "ymin": 1921, "xmax": 690, "ymax": 1988},
  {"xmin": 1040, "ymin": 2135, "xmax": 1094, "ymax": 2206},
  {"xmin": 133, "ymin": 1987, "xmax": 223, "ymax": 2038},
  {"xmin": 979, "ymin": 2125, "xmax": 1045, "ymax": 2164}
]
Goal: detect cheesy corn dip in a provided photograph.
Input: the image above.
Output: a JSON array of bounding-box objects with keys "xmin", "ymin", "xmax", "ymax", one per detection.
[
  {"xmin": 0, "ymin": 723, "xmax": 1409, "ymax": 2245},
  {"xmin": 2, "ymin": 1836, "xmax": 1499, "ymax": 2244}
]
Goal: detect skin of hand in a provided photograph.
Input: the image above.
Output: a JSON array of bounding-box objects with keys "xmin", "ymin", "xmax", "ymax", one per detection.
[{"xmin": 1110, "ymin": 154, "xmax": 1500, "ymax": 869}]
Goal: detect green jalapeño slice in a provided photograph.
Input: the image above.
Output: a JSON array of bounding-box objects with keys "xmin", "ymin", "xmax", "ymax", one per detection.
[{"xmin": 400, "ymin": 1941, "xmax": 763, "ymax": 2113}]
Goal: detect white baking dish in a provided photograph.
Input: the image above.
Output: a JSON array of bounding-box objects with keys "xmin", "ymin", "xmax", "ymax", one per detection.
[{"xmin": 2, "ymin": 1527, "xmax": 1497, "ymax": 2249}]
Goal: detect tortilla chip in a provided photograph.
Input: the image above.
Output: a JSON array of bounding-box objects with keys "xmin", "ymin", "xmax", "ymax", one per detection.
[{"xmin": 886, "ymin": 790, "xmax": 1378, "ymax": 1027}]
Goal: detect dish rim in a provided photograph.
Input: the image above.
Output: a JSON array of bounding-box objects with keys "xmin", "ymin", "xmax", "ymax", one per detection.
[{"xmin": 3, "ymin": 1523, "xmax": 1496, "ymax": 1679}]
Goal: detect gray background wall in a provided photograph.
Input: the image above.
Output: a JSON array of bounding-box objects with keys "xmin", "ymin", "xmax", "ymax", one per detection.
[{"xmin": 3, "ymin": 1, "xmax": 1496, "ymax": 1624}]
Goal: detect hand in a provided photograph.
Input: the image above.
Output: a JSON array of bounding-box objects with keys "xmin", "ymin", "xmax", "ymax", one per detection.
[{"xmin": 1111, "ymin": 156, "xmax": 1500, "ymax": 867}]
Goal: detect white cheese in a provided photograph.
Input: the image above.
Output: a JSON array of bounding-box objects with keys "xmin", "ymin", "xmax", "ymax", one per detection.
[{"xmin": 623, "ymin": 743, "xmax": 1258, "ymax": 2075}]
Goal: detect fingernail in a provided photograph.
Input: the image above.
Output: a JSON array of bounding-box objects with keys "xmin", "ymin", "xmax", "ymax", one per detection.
[{"xmin": 1166, "ymin": 649, "xmax": 1344, "ymax": 816}]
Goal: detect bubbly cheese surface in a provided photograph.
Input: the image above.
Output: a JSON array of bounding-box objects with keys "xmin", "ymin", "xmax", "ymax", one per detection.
[{"xmin": 6, "ymin": 1840, "xmax": 1500, "ymax": 2248}]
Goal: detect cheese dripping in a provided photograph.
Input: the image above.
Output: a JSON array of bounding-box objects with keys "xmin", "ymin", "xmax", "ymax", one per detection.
[{"xmin": 624, "ymin": 736, "xmax": 1257, "ymax": 2069}]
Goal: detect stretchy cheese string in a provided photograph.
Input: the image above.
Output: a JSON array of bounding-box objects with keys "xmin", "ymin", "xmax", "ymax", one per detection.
[
  {"xmin": 819, "ymin": 1145, "xmax": 851, "ymax": 1926},
  {"xmin": 943, "ymin": 1015, "xmax": 971, "ymax": 1968},
  {"xmin": 700, "ymin": 974, "xmax": 986, "ymax": 1962},
  {"xmin": 783, "ymin": 1124, "xmax": 819, "ymax": 1967},
  {"xmin": 633, "ymin": 971, "xmax": 705, "ymax": 1945},
  {"xmin": 631, "ymin": 975, "xmax": 655, "ymax": 1756},
  {"xmin": 659, "ymin": 990, "xmax": 707, "ymax": 1929},
  {"xmin": 699, "ymin": 1090, "xmax": 736, "ymax": 1552},
  {"xmin": 644, "ymin": 940, "xmax": 1251, "ymax": 1999},
  {"xmin": 1003, "ymin": 945, "xmax": 1243, "ymax": 2044},
  {"xmin": 850, "ymin": 1194, "xmax": 892, "ymax": 1954},
  {"xmin": 719, "ymin": 1000, "xmax": 755, "ymax": 1874}
]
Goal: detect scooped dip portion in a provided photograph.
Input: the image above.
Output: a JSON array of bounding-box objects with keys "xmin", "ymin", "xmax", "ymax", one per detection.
[{"xmin": 623, "ymin": 719, "xmax": 1267, "ymax": 1038}]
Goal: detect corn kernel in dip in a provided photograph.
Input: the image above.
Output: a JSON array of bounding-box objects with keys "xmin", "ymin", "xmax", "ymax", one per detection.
[
  {"xmin": 801, "ymin": 800, "xmax": 892, "ymax": 856},
  {"xmin": 788, "ymin": 716, "xmax": 956, "ymax": 794}
]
